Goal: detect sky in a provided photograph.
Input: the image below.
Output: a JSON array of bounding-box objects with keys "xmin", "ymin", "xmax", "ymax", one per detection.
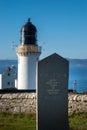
[{"xmin": 0, "ymin": 0, "xmax": 87, "ymax": 59}]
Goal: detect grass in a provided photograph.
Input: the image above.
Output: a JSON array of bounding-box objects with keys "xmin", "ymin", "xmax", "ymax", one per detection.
[
  {"xmin": 0, "ymin": 113, "xmax": 36, "ymax": 130},
  {"xmin": 0, "ymin": 112, "xmax": 87, "ymax": 130},
  {"xmin": 69, "ymin": 112, "xmax": 87, "ymax": 130}
]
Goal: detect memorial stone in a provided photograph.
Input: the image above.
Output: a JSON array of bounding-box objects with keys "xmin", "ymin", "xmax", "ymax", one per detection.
[{"xmin": 37, "ymin": 53, "xmax": 69, "ymax": 130}]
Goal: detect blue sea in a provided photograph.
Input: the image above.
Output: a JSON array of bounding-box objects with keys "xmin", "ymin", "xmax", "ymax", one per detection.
[
  {"xmin": 0, "ymin": 59, "xmax": 87, "ymax": 93},
  {"xmin": 69, "ymin": 59, "xmax": 87, "ymax": 93}
]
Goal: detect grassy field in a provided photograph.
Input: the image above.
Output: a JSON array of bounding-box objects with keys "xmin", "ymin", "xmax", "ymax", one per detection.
[
  {"xmin": 69, "ymin": 112, "xmax": 87, "ymax": 130},
  {"xmin": 0, "ymin": 112, "xmax": 87, "ymax": 130},
  {"xmin": 0, "ymin": 113, "xmax": 36, "ymax": 130}
]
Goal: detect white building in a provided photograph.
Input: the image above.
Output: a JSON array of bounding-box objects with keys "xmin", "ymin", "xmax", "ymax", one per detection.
[
  {"xmin": 16, "ymin": 19, "xmax": 41, "ymax": 90},
  {"xmin": 0, "ymin": 66, "xmax": 17, "ymax": 89}
]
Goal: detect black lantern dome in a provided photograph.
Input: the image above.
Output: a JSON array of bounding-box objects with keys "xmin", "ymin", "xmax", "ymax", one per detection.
[{"xmin": 21, "ymin": 18, "xmax": 37, "ymax": 45}]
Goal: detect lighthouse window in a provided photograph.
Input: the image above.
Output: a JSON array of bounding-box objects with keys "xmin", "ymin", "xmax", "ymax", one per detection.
[
  {"xmin": 8, "ymin": 82, "xmax": 10, "ymax": 85},
  {"xmin": 8, "ymin": 73, "xmax": 10, "ymax": 76}
]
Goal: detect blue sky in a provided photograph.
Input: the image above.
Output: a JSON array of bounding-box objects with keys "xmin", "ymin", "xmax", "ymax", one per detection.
[{"xmin": 0, "ymin": 0, "xmax": 87, "ymax": 59}]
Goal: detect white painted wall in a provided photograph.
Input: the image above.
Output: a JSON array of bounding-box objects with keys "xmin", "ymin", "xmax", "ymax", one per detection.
[
  {"xmin": 0, "ymin": 71, "xmax": 17, "ymax": 89},
  {"xmin": 15, "ymin": 79, "xmax": 18, "ymax": 89},
  {"xmin": 18, "ymin": 53, "xmax": 39, "ymax": 90},
  {"xmin": 0, "ymin": 75, "xmax": 2, "ymax": 89}
]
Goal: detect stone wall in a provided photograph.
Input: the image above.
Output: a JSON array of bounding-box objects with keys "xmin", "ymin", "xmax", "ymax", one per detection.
[
  {"xmin": 0, "ymin": 92, "xmax": 36, "ymax": 114},
  {"xmin": 68, "ymin": 93, "xmax": 87, "ymax": 114},
  {"xmin": 0, "ymin": 92, "xmax": 87, "ymax": 114}
]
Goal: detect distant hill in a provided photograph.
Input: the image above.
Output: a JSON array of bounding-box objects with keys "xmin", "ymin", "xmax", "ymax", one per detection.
[
  {"xmin": 68, "ymin": 59, "xmax": 87, "ymax": 67},
  {"xmin": 0, "ymin": 59, "xmax": 87, "ymax": 74},
  {"xmin": 0, "ymin": 60, "xmax": 17, "ymax": 73}
]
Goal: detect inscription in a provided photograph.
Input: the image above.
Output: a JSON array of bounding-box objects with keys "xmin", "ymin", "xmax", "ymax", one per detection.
[
  {"xmin": 46, "ymin": 79, "xmax": 61, "ymax": 95},
  {"xmin": 46, "ymin": 79, "xmax": 61, "ymax": 87},
  {"xmin": 47, "ymin": 89, "xmax": 60, "ymax": 95}
]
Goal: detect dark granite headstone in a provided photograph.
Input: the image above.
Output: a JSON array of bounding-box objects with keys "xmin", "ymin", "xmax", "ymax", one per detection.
[{"xmin": 37, "ymin": 53, "xmax": 69, "ymax": 130}]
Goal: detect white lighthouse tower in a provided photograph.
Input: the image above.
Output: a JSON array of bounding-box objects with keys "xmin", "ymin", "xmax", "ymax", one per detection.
[{"xmin": 16, "ymin": 19, "xmax": 41, "ymax": 90}]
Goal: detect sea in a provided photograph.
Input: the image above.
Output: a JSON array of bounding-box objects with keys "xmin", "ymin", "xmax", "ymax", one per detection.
[{"xmin": 0, "ymin": 59, "xmax": 87, "ymax": 93}]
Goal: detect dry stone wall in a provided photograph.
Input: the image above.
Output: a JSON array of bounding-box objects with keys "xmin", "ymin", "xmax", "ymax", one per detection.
[
  {"xmin": 0, "ymin": 92, "xmax": 36, "ymax": 114},
  {"xmin": 0, "ymin": 92, "xmax": 87, "ymax": 114},
  {"xmin": 68, "ymin": 93, "xmax": 87, "ymax": 114}
]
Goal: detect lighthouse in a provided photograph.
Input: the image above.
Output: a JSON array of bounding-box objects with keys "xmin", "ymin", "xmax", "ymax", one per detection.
[{"xmin": 16, "ymin": 19, "xmax": 41, "ymax": 90}]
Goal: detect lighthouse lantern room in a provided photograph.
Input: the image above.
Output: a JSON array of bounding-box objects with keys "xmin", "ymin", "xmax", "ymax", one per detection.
[{"xmin": 16, "ymin": 19, "xmax": 41, "ymax": 90}]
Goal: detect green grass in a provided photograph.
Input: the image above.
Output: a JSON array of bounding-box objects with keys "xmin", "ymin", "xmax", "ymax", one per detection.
[
  {"xmin": 0, "ymin": 113, "xmax": 36, "ymax": 130},
  {"xmin": 0, "ymin": 112, "xmax": 87, "ymax": 130},
  {"xmin": 69, "ymin": 112, "xmax": 87, "ymax": 130}
]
